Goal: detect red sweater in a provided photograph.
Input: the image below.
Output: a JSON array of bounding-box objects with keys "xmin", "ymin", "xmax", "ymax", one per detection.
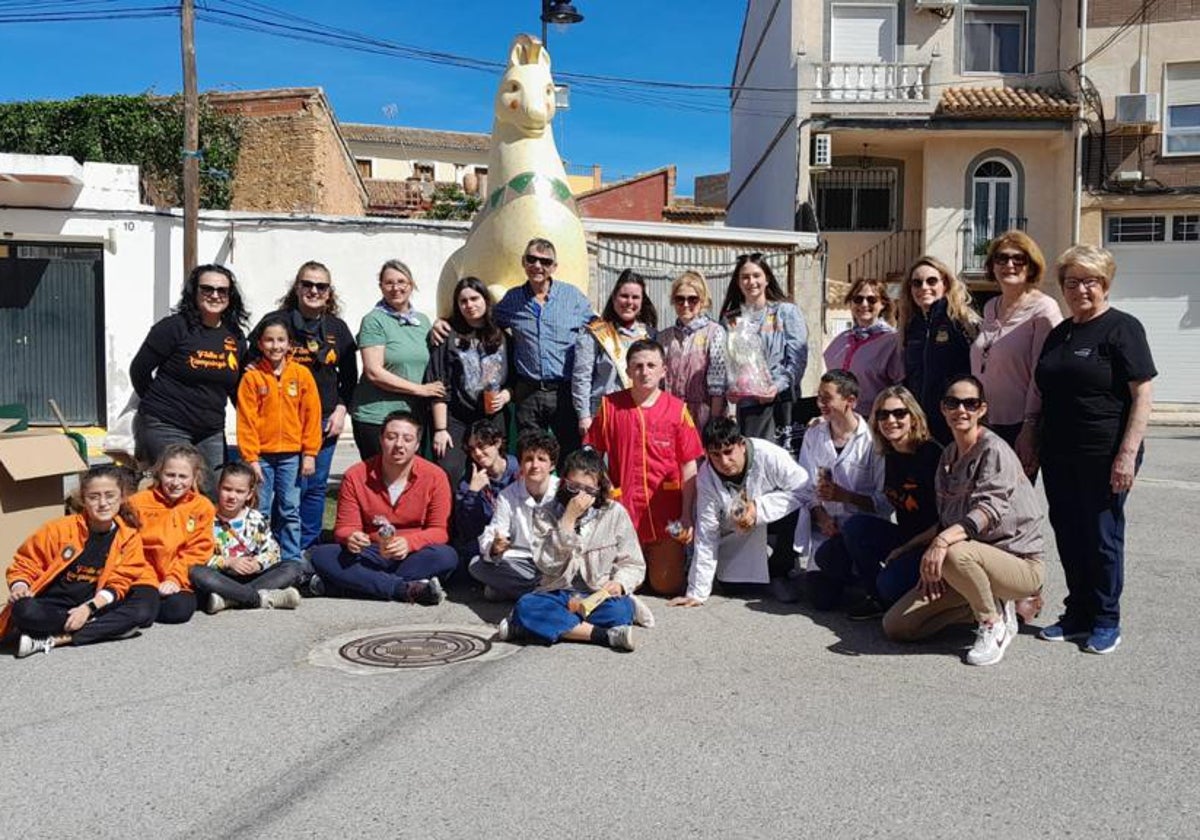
[{"xmin": 334, "ymin": 455, "xmax": 451, "ymax": 553}]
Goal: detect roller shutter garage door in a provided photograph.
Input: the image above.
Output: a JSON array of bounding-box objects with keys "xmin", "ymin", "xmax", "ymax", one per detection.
[{"xmin": 1105, "ymin": 214, "xmax": 1200, "ymax": 403}]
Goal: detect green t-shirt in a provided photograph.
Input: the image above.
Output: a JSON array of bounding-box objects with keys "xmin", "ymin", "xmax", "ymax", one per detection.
[{"xmin": 351, "ymin": 308, "xmax": 432, "ymax": 424}]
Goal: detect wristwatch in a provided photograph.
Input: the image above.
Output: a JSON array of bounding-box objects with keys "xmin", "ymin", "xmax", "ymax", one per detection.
[{"xmin": 86, "ymin": 601, "xmax": 99, "ymax": 617}]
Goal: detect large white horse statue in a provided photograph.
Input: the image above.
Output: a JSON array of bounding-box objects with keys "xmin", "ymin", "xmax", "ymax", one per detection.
[{"xmin": 437, "ymin": 34, "xmax": 589, "ymax": 316}]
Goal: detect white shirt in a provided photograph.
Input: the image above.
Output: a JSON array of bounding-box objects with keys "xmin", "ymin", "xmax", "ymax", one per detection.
[
  {"xmin": 793, "ymin": 412, "xmax": 889, "ymax": 567},
  {"xmin": 688, "ymin": 438, "xmax": 809, "ymax": 601},
  {"xmin": 478, "ymin": 476, "xmax": 560, "ymax": 562}
]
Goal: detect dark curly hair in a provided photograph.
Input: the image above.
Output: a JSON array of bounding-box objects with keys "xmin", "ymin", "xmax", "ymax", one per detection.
[
  {"xmin": 561, "ymin": 446, "xmax": 612, "ymax": 509},
  {"xmin": 175, "ymin": 264, "xmax": 249, "ymax": 335},
  {"xmin": 279, "ymin": 260, "xmax": 342, "ymax": 317}
]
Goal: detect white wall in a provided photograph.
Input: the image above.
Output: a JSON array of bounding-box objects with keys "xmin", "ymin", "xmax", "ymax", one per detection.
[{"xmin": 727, "ymin": 0, "xmax": 799, "ymax": 231}]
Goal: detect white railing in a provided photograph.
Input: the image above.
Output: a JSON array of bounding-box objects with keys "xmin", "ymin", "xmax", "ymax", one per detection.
[{"xmin": 812, "ymin": 62, "xmax": 930, "ymax": 102}]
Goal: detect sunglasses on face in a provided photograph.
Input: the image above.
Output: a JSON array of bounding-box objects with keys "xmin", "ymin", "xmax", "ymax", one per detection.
[
  {"xmin": 910, "ymin": 275, "xmax": 941, "ymax": 288},
  {"xmin": 673, "ymin": 295, "xmax": 701, "ymax": 306},
  {"xmin": 874, "ymin": 407, "xmax": 910, "ymax": 422},
  {"xmin": 992, "ymin": 252, "xmax": 1029, "ymax": 267},
  {"xmin": 851, "ymin": 295, "xmax": 879, "ymax": 305},
  {"xmin": 198, "ymin": 284, "xmax": 230, "ymax": 299},
  {"xmin": 523, "ymin": 254, "xmax": 555, "ymax": 267},
  {"xmin": 299, "ymin": 280, "xmax": 331, "ymax": 293},
  {"xmin": 941, "ymin": 396, "xmax": 983, "ymax": 412},
  {"xmin": 562, "ymin": 479, "xmax": 599, "ymax": 497}
]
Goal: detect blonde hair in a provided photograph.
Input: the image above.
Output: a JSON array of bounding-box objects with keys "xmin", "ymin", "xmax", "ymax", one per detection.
[
  {"xmin": 150, "ymin": 443, "xmax": 207, "ymax": 495},
  {"xmin": 670, "ymin": 270, "xmax": 712, "ymax": 312},
  {"xmin": 378, "ymin": 259, "xmax": 416, "ymax": 290},
  {"xmin": 1055, "ymin": 244, "xmax": 1117, "ymax": 290},
  {"xmin": 870, "ymin": 386, "xmax": 932, "ymax": 455},
  {"xmin": 844, "ymin": 277, "xmax": 894, "ymax": 324},
  {"xmin": 985, "ymin": 230, "xmax": 1047, "ymax": 285},
  {"xmin": 896, "ymin": 255, "xmax": 979, "ymax": 345}
]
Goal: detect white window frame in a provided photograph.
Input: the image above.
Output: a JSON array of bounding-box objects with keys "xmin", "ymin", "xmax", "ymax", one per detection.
[
  {"xmin": 961, "ymin": 6, "xmax": 1029, "ymax": 76},
  {"xmin": 971, "ymin": 158, "xmax": 1017, "ymax": 241},
  {"xmin": 1105, "ymin": 213, "xmax": 1200, "ymax": 245},
  {"xmin": 1162, "ymin": 61, "xmax": 1200, "ymax": 158}
]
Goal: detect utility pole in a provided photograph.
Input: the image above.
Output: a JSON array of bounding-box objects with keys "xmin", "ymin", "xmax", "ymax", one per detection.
[{"xmin": 181, "ymin": 0, "xmax": 199, "ymax": 273}]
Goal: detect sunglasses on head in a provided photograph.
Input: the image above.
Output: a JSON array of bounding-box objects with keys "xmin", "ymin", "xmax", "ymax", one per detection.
[
  {"xmin": 874, "ymin": 407, "xmax": 910, "ymax": 422},
  {"xmin": 992, "ymin": 252, "xmax": 1029, "ymax": 267},
  {"xmin": 523, "ymin": 254, "xmax": 555, "ymax": 267},
  {"xmin": 941, "ymin": 396, "xmax": 983, "ymax": 412},
  {"xmin": 198, "ymin": 283, "xmax": 230, "ymax": 299},
  {"xmin": 673, "ymin": 294, "xmax": 701, "ymax": 305},
  {"xmin": 299, "ymin": 280, "xmax": 331, "ymax": 293},
  {"xmin": 910, "ymin": 275, "xmax": 941, "ymax": 288},
  {"xmin": 851, "ymin": 295, "xmax": 879, "ymax": 305}
]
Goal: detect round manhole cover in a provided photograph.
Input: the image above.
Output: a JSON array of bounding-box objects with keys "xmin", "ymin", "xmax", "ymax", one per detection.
[{"xmin": 309, "ymin": 624, "xmax": 518, "ymax": 675}]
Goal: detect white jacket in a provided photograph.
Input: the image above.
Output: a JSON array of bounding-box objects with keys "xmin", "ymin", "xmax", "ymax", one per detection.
[
  {"xmin": 477, "ymin": 476, "xmax": 560, "ymax": 561},
  {"xmin": 688, "ymin": 438, "xmax": 809, "ymax": 601},
  {"xmin": 793, "ymin": 413, "xmax": 890, "ymax": 567}
]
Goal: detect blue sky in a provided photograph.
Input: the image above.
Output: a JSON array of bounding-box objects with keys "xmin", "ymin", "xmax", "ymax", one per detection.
[{"xmin": 0, "ymin": 0, "xmax": 746, "ymax": 195}]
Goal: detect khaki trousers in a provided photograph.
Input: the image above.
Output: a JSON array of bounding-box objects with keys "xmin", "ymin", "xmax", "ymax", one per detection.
[{"xmin": 883, "ymin": 541, "xmax": 1044, "ymax": 642}]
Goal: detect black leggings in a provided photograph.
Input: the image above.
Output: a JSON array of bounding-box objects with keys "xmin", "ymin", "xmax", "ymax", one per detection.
[
  {"xmin": 10, "ymin": 585, "xmax": 159, "ymax": 645},
  {"xmin": 190, "ymin": 563, "xmax": 303, "ymax": 609},
  {"xmin": 156, "ymin": 590, "xmax": 197, "ymax": 625}
]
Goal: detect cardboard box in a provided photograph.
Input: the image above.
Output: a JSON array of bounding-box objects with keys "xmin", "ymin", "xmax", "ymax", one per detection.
[{"xmin": 0, "ymin": 429, "xmax": 88, "ymax": 604}]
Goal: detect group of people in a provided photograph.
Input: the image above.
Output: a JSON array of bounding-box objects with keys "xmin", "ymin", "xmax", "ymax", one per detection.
[{"xmin": 2, "ymin": 233, "xmax": 1154, "ymax": 666}]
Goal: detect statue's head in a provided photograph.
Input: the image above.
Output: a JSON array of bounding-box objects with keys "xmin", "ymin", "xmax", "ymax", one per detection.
[{"xmin": 494, "ymin": 34, "xmax": 556, "ymax": 136}]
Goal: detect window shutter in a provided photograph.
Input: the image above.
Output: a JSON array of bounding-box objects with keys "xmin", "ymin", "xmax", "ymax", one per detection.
[
  {"xmin": 1166, "ymin": 62, "xmax": 1200, "ymax": 107},
  {"xmin": 831, "ymin": 6, "xmax": 895, "ymax": 63}
]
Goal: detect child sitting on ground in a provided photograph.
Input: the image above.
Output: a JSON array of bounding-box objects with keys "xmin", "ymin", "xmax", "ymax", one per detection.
[
  {"xmin": 451, "ymin": 419, "xmax": 519, "ymax": 568},
  {"xmin": 189, "ymin": 462, "xmax": 303, "ymax": 614},
  {"xmin": 469, "ymin": 430, "xmax": 560, "ymax": 600}
]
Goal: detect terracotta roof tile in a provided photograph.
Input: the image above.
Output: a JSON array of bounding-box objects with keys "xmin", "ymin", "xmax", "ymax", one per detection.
[
  {"xmin": 937, "ymin": 87, "xmax": 1076, "ymax": 120},
  {"xmin": 341, "ymin": 123, "xmax": 490, "ymax": 152},
  {"xmin": 662, "ymin": 203, "xmax": 727, "ymax": 222}
]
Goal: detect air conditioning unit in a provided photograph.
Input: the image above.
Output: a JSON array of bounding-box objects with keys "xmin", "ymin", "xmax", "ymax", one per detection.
[
  {"xmin": 1115, "ymin": 93, "xmax": 1160, "ymax": 125},
  {"xmin": 914, "ymin": 0, "xmax": 958, "ymax": 9},
  {"xmin": 811, "ymin": 133, "xmax": 832, "ymax": 169}
]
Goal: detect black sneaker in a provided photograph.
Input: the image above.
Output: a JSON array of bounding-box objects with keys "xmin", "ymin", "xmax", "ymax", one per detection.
[
  {"xmin": 847, "ymin": 595, "xmax": 885, "ymax": 621},
  {"xmin": 405, "ymin": 578, "xmax": 446, "ymax": 606}
]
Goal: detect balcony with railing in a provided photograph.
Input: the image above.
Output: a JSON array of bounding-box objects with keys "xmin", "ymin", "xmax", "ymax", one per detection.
[
  {"xmin": 959, "ymin": 216, "xmax": 1028, "ymax": 274},
  {"xmin": 811, "ymin": 62, "xmax": 932, "ymax": 108},
  {"xmin": 846, "ymin": 229, "xmax": 923, "ymax": 286}
]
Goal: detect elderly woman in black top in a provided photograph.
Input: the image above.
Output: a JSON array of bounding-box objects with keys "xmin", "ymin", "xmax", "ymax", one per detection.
[
  {"xmin": 131, "ymin": 264, "xmax": 248, "ymax": 489},
  {"xmin": 248, "ymin": 261, "xmax": 357, "ymax": 551},
  {"xmin": 1034, "ymin": 245, "xmax": 1156, "ymax": 656},
  {"xmin": 424, "ymin": 276, "xmax": 513, "ymax": 488}
]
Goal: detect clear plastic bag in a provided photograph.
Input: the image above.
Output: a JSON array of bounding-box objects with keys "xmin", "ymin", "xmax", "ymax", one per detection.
[{"xmin": 726, "ymin": 317, "xmax": 774, "ymax": 401}]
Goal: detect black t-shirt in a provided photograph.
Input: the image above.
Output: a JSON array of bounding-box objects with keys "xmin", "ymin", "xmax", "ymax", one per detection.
[
  {"xmin": 131, "ymin": 313, "xmax": 246, "ymax": 436},
  {"xmin": 40, "ymin": 527, "xmax": 116, "ymax": 606},
  {"xmin": 249, "ymin": 309, "xmax": 357, "ymax": 421},
  {"xmin": 1035, "ymin": 308, "xmax": 1157, "ymax": 461},
  {"xmin": 424, "ymin": 331, "xmax": 513, "ymax": 423},
  {"xmin": 884, "ymin": 439, "xmax": 942, "ymax": 541}
]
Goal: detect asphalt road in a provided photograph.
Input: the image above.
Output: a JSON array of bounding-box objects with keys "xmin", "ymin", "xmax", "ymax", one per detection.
[{"xmin": 2, "ymin": 430, "xmax": 1197, "ymax": 839}]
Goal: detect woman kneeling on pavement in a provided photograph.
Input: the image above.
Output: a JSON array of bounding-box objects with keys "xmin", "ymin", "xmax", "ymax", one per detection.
[
  {"xmin": 3, "ymin": 465, "xmax": 159, "ymax": 658},
  {"xmin": 497, "ymin": 447, "xmax": 648, "ymax": 651},
  {"xmin": 882, "ymin": 375, "xmax": 1045, "ymax": 667}
]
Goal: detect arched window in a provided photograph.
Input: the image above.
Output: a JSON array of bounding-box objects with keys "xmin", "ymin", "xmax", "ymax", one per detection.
[{"xmin": 972, "ymin": 159, "xmax": 1015, "ymax": 246}]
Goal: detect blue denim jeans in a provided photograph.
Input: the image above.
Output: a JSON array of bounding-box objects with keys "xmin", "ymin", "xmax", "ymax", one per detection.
[
  {"xmin": 258, "ymin": 453, "xmax": 302, "ymax": 563},
  {"xmin": 811, "ymin": 514, "xmax": 924, "ymax": 608},
  {"xmin": 309, "ymin": 543, "xmax": 458, "ymax": 600},
  {"xmin": 299, "ymin": 435, "xmax": 337, "ymax": 550},
  {"xmin": 511, "ymin": 590, "xmax": 636, "ymax": 644}
]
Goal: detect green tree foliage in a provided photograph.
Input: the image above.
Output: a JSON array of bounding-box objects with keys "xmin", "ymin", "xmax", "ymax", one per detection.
[
  {"xmin": 0, "ymin": 93, "xmax": 242, "ymax": 209},
  {"xmin": 425, "ymin": 183, "xmax": 482, "ymax": 220}
]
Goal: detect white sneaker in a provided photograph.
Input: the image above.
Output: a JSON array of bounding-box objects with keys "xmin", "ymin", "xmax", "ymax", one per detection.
[
  {"xmin": 206, "ymin": 593, "xmax": 228, "ymax": 615},
  {"xmin": 16, "ymin": 634, "xmax": 53, "ymax": 659},
  {"xmin": 1003, "ymin": 599, "xmax": 1018, "ymax": 640},
  {"xmin": 495, "ymin": 617, "xmax": 512, "ymax": 642},
  {"xmin": 966, "ymin": 618, "xmax": 1011, "ymax": 666},
  {"xmin": 260, "ymin": 587, "xmax": 301, "ymax": 610},
  {"xmin": 606, "ymin": 625, "xmax": 637, "ymax": 652}
]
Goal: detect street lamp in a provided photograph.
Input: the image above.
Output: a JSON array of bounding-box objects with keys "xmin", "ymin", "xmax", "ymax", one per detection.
[{"xmin": 541, "ymin": 0, "xmax": 583, "ymax": 46}]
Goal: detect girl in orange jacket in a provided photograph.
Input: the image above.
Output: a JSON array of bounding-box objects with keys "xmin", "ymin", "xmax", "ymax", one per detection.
[
  {"xmin": 3, "ymin": 465, "xmax": 160, "ymax": 658},
  {"xmin": 129, "ymin": 443, "xmax": 216, "ymax": 624},
  {"xmin": 237, "ymin": 314, "xmax": 322, "ymax": 565}
]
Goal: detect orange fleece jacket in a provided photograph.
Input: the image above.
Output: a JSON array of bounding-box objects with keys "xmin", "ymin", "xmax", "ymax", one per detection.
[
  {"xmin": 129, "ymin": 488, "xmax": 216, "ymax": 590},
  {"xmin": 237, "ymin": 357, "xmax": 323, "ymax": 463},
  {"xmin": 1, "ymin": 513, "xmax": 156, "ymax": 637}
]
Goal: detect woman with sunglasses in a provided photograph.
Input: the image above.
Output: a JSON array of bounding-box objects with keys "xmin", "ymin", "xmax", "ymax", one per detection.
[
  {"xmin": 351, "ymin": 260, "xmax": 445, "ymax": 461},
  {"xmin": 823, "ymin": 278, "xmax": 903, "ymax": 412},
  {"xmin": 1033, "ymin": 245, "xmax": 1155, "ymax": 656},
  {"xmin": 719, "ymin": 253, "xmax": 808, "ymax": 441},
  {"xmin": 248, "ymin": 261, "xmax": 357, "ymax": 551},
  {"xmin": 131, "ymin": 264, "xmax": 249, "ymax": 490},
  {"xmin": 883, "ymin": 376, "xmax": 1046, "ymax": 667},
  {"xmin": 970, "ymin": 232, "xmax": 1062, "ymax": 475},
  {"xmin": 572, "ymin": 269, "xmax": 657, "ymax": 439},
  {"xmin": 659, "ymin": 270, "xmax": 727, "ymax": 430},
  {"xmin": 424, "ymin": 276, "xmax": 513, "ymax": 488},
  {"xmin": 811, "ymin": 386, "xmax": 942, "ymax": 620},
  {"xmin": 896, "ymin": 256, "xmax": 979, "ymax": 444}
]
